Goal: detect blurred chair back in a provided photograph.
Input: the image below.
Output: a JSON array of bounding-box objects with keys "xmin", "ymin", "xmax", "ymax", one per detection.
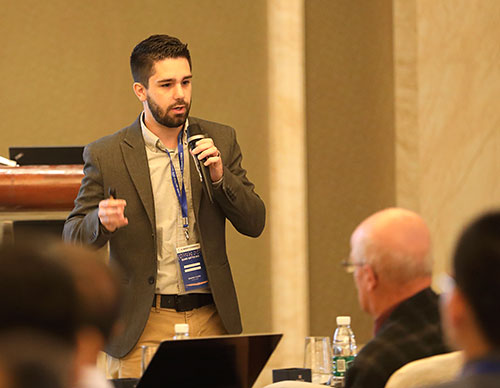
[{"xmin": 385, "ymin": 351, "xmax": 464, "ymax": 388}]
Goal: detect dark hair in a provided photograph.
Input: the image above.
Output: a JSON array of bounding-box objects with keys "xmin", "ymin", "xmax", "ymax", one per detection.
[
  {"xmin": 0, "ymin": 330, "xmax": 74, "ymax": 388},
  {"xmin": 0, "ymin": 245, "xmax": 79, "ymax": 346},
  {"xmin": 50, "ymin": 244, "xmax": 123, "ymax": 340},
  {"xmin": 453, "ymin": 210, "xmax": 500, "ymax": 347},
  {"xmin": 130, "ymin": 34, "xmax": 191, "ymax": 87}
]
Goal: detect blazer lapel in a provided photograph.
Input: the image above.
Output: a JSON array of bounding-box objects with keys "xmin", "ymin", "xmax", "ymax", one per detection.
[{"xmin": 120, "ymin": 121, "xmax": 156, "ymax": 229}]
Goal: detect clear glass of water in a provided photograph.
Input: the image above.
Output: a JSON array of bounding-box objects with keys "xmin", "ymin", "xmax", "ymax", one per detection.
[
  {"xmin": 304, "ymin": 336, "xmax": 332, "ymax": 384},
  {"xmin": 141, "ymin": 344, "xmax": 159, "ymax": 375}
]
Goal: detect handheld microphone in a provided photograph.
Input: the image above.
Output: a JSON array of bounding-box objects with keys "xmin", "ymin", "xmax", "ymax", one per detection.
[{"xmin": 187, "ymin": 123, "xmax": 214, "ymax": 204}]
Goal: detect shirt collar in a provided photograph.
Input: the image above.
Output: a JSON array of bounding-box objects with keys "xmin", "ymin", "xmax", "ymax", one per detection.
[
  {"xmin": 374, "ymin": 304, "xmax": 399, "ymax": 335},
  {"xmin": 140, "ymin": 112, "xmax": 189, "ymax": 152}
]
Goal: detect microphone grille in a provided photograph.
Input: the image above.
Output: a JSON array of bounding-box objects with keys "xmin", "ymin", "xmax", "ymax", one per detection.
[{"xmin": 187, "ymin": 123, "xmax": 203, "ymax": 136}]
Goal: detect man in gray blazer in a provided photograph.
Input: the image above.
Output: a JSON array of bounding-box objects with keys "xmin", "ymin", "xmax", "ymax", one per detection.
[
  {"xmin": 431, "ymin": 211, "xmax": 500, "ymax": 388},
  {"xmin": 63, "ymin": 34, "xmax": 265, "ymax": 377}
]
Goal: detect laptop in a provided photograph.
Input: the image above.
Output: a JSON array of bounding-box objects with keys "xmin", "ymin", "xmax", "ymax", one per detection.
[
  {"xmin": 136, "ymin": 333, "xmax": 282, "ymax": 388},
  {"xmin": 9, "ymin": 146, "xmax": 84, "ymax": 165}
]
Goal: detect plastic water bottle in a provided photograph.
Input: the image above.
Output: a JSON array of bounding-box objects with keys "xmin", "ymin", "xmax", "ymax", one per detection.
[
  {"xmin": 331, "ymin": 316, "xmax": 357, "ymax": 387},
  {"xmin": 173, "ymin": 323, "xmax": 189, "ymax": 340}
]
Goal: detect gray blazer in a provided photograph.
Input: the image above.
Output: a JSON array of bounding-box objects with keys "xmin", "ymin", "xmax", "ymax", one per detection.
[{"xmin": 63, "ymin": 116, "xmax": 265, "ymax": 358}]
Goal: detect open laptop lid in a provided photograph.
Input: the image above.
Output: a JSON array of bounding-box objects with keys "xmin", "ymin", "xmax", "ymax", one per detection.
[
  {"xmin": 136, "ymin": 333, "xmax": 282, "ymax": 388},
  {"xmin": 9, "ymin": 146, "xmax": 84, "ymax": 165}
]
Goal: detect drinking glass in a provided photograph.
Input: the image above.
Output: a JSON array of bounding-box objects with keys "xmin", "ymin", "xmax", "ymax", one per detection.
[
  {"xmin": 141, "ymin": 344, "xmax": 159, "ymax": 375},
  {"xmin": 304, "ymin": 336, "xmax": 332, "ymax": 384}
]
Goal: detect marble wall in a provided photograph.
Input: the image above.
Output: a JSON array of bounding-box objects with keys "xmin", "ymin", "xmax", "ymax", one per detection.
[
  {"xmin": 395, "ymin": 0, "xmax": 500, "ymax": 279},
  {"xmin": 267, "ymin": 0, "xmax": 308, "ymax": 373}
]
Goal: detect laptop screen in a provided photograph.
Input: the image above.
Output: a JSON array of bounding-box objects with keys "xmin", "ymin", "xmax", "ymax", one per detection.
[
  {"xmin": 137, "ymin": 333, "xmax": 282, "ymax": 388},
  {"xmin": 9, "ymin": 146, "xmax": 84, "ymax": 165}
]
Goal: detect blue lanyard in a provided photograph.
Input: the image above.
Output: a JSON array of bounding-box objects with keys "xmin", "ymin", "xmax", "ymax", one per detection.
[{"xmin": 164, "ymin": 129, "xmax": 189, "ymax": 240}]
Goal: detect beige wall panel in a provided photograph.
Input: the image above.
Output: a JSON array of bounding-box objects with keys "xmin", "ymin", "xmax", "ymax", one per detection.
[
  {"xmin": 306, "ymin": 0, "xmax": 396, "ymax": 345},
  {"xmin": 418, "ymin": 0, "xmax": 500, "ymax": 275},
  {"xmin": 265, "ymin": 0, "xmax": 308, "ymax": 382},
  {"xmin": 0, "ymin": 0, "xmax": 271, "ymax": 337},
  {"xmin": 396, "ymin": 0, "xmax": 500, "ymax": 279},
  {"xmin": 394, "ymin": 0, "xmax": 420, "ymax": 212}
]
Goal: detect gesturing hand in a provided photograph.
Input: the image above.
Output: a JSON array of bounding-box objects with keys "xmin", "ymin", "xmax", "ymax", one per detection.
[{"xmin": 98, "ymin": 198, "xmax": 128, "ymax": 232}]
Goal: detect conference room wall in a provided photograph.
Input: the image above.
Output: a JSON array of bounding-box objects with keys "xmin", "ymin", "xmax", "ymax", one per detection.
[
  {"xmin": 305, "ymin": 0, "xmax": 396, "ymax": 345},
  {"xmin": 394, "ymin": 0, "xmax": 500, "ymax": 282},
  {"xmin": 306, "ymin": 0, "xmax": 500, "ymax": 347},
  {"xmin": 3, "ymin": 1, "xmax": 498, "ymax": 373},
  {"xmin": 0, "ymin": 1, "xmax": 272, "ymax": 335}
]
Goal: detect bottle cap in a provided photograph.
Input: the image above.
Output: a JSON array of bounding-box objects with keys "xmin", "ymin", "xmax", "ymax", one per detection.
[
  {"xmin": 336, "ymin": 316, "xmax": 351, "ymax": 325},
  {"xmin": 174, "ymin": 323, "xmax": 189, "ymax": 334}
]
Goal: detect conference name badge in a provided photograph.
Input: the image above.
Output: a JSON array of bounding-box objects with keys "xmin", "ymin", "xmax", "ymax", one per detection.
[{"xmin": 176, "ymin": 243, "xmax": 209, "ymax": 291}]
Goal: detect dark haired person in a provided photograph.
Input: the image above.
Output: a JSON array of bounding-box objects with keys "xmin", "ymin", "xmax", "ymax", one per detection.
[
  {"xmin": 430, "ymin": 211, "xmax": 500, "ymax": 388},
  {"xmin": 0, "ymin": 330, "xmax": 75, "ymax": 388},
  {"xmin": 63, "ymin": 34, "xmax": 265, "ymax": 377},
  {"xmin": 0, "ymin": 245, "xmax": 79, "ymax": 347},
  {"xmin": 52, "ymin": 244, "xmax": 123, "ymax": 388},
  {"xmin": 0, "ymin": 244, "xmax": 80, "ymax": 388}
]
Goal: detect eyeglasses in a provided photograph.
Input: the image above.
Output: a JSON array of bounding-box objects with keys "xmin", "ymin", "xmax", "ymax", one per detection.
[{"xmin": 341, "ymin": 257, "xmax": 366, "ymax": 274}]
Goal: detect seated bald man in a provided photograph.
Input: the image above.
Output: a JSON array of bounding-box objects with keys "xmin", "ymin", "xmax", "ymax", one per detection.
[{"xmin": 343, "ymin": 208, "xmax": 450, "ymax": 388}]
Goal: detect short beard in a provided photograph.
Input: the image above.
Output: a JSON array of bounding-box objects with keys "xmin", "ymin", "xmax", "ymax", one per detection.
[{"xmin": 146, "ymin": 95, "xmax": 191, "ymax": 128}]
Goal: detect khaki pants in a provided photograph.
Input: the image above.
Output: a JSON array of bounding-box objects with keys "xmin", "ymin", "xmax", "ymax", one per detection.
[{"xmin": 107, "ymin": 303, "xmax": 226, "ymax": 378}]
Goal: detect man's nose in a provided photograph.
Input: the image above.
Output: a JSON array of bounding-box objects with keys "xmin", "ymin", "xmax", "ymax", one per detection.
[{"xmin": 173, "ymin": 83, "xmax": 185, "ymax": 99}]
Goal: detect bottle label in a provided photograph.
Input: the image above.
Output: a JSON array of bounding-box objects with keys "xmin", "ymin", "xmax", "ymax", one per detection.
[{"xmin": 333, "ymin": 356, "xmax": 355, "ymax": 376}]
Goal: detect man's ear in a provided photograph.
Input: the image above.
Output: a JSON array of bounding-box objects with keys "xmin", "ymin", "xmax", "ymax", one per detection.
[
  {"xmin": 133, "ymin": 82, "xmax": 147, "ymax": 102},
  {"xmin": 364, "ymin": 265, "xmax": 378, "ymax": 292}
]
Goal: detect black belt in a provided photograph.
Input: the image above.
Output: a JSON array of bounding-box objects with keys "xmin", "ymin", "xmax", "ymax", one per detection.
[{"xmin": 152, "ymin": 294, "xmax": 214, "ymax": 312}]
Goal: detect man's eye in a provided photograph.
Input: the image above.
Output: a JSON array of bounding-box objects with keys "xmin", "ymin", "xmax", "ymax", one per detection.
[
  {"xmin": 182, "ymin": 80, "xmax": 191, "ymax": 85},
  {"xmin": 161, "ymin": 83, "xmax": 171, "ymax": 88}
]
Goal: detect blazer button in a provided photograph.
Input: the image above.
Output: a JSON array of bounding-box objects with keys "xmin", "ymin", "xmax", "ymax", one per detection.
[{"xmin": 148, "ymin": 276, "xmax": 155, "ymax": 285}]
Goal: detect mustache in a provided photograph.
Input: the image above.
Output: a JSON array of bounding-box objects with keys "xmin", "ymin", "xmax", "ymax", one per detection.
[{"xmin": 167, "ymin": 100, "xmax": 189, "ymax": 111}]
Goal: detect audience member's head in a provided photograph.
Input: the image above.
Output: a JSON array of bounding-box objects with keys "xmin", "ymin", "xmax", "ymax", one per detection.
[
  {"xmin": 348, "ymin": 207, "xmax": 433, "ymax": 318},
  {"xmin": 0, "ymin": 242, "xmax": 81, "ymax": 388},
  {"xmin": 0, "ymin": 239, "xmax": 123, "ymax": 387},
  {"xmin": 441, "ymin": 210, "xmax": 500, "ymax": 360},
  {"xmin": 0, "ymin": 244, "xmax": 79, "ymax": 345},
  {"xmin": 46, "ymin": 244, "xmax": 123, "ymax": 367},
  {"xmin": 0, "ymin": 329, "xmax": 74, "ymax": 388}
]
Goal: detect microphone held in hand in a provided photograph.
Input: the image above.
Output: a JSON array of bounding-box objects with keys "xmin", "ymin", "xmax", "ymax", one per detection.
[{"xmin": 187, "ymin": 123, "xmax": 214, "ymax": 204}]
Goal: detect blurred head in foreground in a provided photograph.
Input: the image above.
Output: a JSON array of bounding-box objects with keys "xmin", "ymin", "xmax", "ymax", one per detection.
[
  {"xmin": 0, "ymin": 242, "xmax": 80, "ymax": 388},
  {"xmin": 441, "ymin": 210, "xmax": 500, "ymax": 360}
]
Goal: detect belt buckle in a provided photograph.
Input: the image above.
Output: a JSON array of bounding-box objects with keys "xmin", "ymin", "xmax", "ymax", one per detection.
[
  {"xmin": 174, "ymin": 295, "xmax": 181, "ymax": 311},
  {"xmin": 175, "ymin": 295, "xmax": 189, "ymax": 312}
]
